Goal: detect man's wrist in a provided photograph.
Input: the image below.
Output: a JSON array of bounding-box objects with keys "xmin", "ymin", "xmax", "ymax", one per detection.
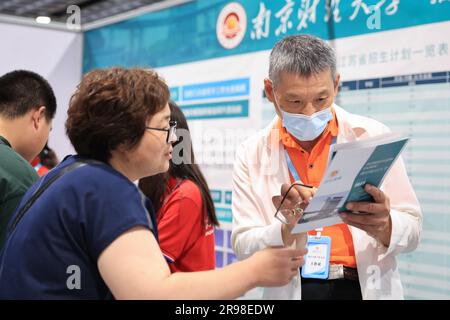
[{"xmin": 378, "ymin": 216, "xmax": 392, "ymax": 247}]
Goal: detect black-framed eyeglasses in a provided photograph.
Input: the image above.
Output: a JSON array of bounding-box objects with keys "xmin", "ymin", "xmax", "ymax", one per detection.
[
  {"xmin": 274, "ymin": 182, "xmax": 315, "ymax": 225},
  {"xmin": 146, "ymin": 120, "xmax": 177, "ymax": 143}
]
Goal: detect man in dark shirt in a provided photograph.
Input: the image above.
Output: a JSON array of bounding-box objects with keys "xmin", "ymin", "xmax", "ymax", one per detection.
[{"xmin": 0, "ymin": 70, "xmax": 57, "ymax": 249}]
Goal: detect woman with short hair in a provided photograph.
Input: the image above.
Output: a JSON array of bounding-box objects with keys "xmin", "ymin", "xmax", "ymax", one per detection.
[{"xmin": 0, "ymin": 68, "xmax": 305, "ymax": 299}]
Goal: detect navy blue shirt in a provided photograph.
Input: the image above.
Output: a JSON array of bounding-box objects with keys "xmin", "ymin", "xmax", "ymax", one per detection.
[{"xmin": 0, "ymin": 155, "xmax": 157, "ymax": 299}]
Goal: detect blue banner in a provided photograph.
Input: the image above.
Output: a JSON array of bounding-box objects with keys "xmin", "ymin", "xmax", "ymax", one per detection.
[
  {"xmin": 339, "ymin": 71, "xmax": 450, "ymax": 91},
  {"xmin": 210, "ymin": 189, "xmax": 223, "ymax": 203},
  {"xmin": 83, "ymin": 0, "xmax": 450, "ymax": 72},
  {"xmin": 215, "ymin": 207, "xmax": 232, "ymax": 223},
  {"xmin": 169, "ymin": 86, "xmax": 180, "ymax": 101},
  {"xmin": 224, "ymin": 191, "xmax": 232, "ymax": 205},
  {"xmin": 180, "ymin": 99, "xmax": 249, "ymax": 120},
  {"xmin": 182, "ymin": 78, "xmax": 249, "ymax": 101}
]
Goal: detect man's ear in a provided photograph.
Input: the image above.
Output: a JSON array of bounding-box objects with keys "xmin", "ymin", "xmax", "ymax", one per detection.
[
  {"xmin": 333, "ymin": 73, "xmax": 341, "ymax": 97},
  {"xmin": 31, "ymin": 106, "xmax": 47, "ymax": 129},
  {"xmin": 264, "ymin": 78, "xmax": 275, "ymax": 103},
  {"xmin": 264, "ymin": 78, "xmax": 283, "ymax": 118}
]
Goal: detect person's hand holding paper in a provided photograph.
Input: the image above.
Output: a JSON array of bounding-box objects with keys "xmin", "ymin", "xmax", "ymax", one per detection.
[
  {"xmin": 340, "ymin": 184, "xmax": 392, "ymax": 247},
  {"xmin": 284, "ymin": 133, "xmax": 408, "ymax": 240}
]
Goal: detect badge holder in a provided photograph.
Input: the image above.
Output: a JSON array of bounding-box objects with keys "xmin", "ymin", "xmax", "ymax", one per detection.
[{"xmin": 301, "ymin": 228, "xmax": 331, "ymax": 280}]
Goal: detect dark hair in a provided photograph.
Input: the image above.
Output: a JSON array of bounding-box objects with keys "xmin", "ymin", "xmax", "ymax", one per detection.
[
  {"xmin": 0, "ymin": 70, "xmax": 56, "ymax": 120},
  {"xmin": 139, "ymin": 101, "xmax": 219, "ymax": 227},
  {"xmin": 66, "ymin": 68, "xmax": 170, "ymax": 162},
  {"xmin": 39, "ymin": 144, "xmax": 59, "ymax": 169}
]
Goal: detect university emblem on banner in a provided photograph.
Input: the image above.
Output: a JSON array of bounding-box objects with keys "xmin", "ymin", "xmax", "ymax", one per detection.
[{"xmin": 216, "ymin": 2, "xmax": 247, "ymax": 49}]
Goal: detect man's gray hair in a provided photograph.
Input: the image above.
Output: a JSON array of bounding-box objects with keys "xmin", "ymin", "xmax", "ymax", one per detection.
[{"xmin": 269, "ymin": 34, "xmax": 337, "ymax": 86}]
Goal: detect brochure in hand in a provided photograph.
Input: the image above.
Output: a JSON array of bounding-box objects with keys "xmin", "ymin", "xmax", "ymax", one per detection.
[{"xmin": 291, "ymin": 132, "xmax": 409, "ymax": 234}]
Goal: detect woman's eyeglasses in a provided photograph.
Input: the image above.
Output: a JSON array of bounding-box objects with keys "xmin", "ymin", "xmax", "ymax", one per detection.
[{"xmin": 146, "ymin": 120, "xmax": 177, "ymax": 143}]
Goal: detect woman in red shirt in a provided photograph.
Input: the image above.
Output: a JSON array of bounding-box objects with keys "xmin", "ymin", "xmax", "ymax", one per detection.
[{"xmin": 139, "ymin": 101, "xmax": 219, "ymax": 272}]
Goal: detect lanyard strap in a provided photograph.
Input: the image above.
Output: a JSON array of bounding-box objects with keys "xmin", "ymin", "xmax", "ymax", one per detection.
[
  {"xmin": 284, "ymin": 149, "xmax": 302, "ymax": 182},
  {"xmin": 284, "ymin": 136, "xmax": 337, "ymax": 183}
]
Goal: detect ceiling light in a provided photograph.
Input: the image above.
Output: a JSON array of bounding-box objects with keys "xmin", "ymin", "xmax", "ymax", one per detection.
[{"xmin": 36, "ymin": 16, "xmax": 51, "ymax": 24}]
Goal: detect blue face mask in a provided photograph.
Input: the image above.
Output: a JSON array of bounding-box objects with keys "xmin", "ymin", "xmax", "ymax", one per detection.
[
  {"xmin": 269, "ymin": 79, "xmax": 333, "ymax": 141},
  {"xmin": 280, "ymin": 107, "xmax": 333, "ymax": 141}
]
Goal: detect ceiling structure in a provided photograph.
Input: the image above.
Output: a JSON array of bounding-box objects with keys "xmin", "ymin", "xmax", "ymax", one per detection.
[{"xmin": 0, "ymin": 0, "xmax": 192, "ymax": 31}]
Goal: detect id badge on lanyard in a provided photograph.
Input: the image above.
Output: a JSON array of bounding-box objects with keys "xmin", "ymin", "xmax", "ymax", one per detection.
[
  {"xmin": 284, "ymin": 136, "xmax": 336, "ymax": 279},
  {"xmin": 301, "ymin": 229, "xmax": 331, "ymax": 279}
]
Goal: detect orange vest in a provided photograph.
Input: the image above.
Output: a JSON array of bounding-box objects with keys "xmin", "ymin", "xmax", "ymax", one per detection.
[{"xmin": 276, "ymin": 108, "xmax": 357, "ymax": 268}]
